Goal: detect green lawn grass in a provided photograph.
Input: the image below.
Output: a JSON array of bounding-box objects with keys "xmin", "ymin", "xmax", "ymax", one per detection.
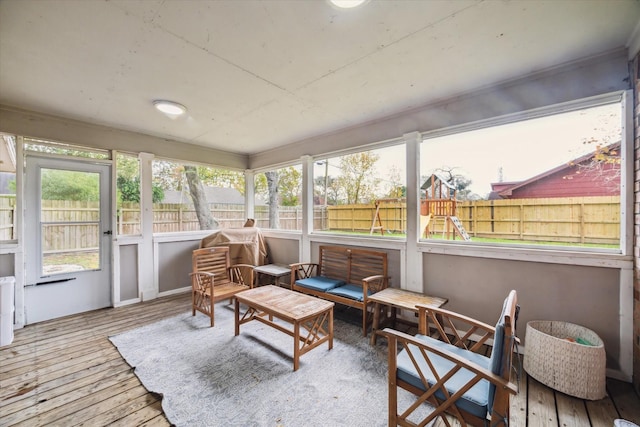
[
  {"xmin": 314, "ymin": 230, "xmax": 618, "ymax": 249},
  {"xmin": 43, "ymin": 251, "xmax": 100, "ymax": 270}
]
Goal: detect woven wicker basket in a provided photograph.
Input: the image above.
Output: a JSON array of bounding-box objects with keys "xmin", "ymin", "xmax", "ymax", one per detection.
[{"xmin": 523, "ymin": 320, "xmax": 606, "ymax": 400}]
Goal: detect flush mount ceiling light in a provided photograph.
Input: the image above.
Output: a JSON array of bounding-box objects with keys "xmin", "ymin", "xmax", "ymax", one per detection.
[
  {"xmin": 329, "ymin": 0, "xmax": 368, "ymax": 8},
  {"xmin": 153, "ymin": 100, "xmax": 187, "ymax": 116}
]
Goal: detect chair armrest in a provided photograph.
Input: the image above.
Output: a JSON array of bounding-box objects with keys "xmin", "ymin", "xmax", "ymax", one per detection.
[
  {"xmin": 415, "ymin": 304, "xmax": 496, "ymax": 353},
  {"xmin": 289, "ymin": 262, "xmax": 318, "ymax": 271},
  {"xmin": 190, "ymin": 271, "xmax": 216, "ymax": 282},
  {"xmin": 289, "ymin": 262, "xmax": 319, "ymax": 287},
  {"xmin": 189, "ymin": 271, "xmax": 216, "ymax": 294},
  {"xmin": 229, "ymin": 264, "xmax": 255, "ymax": 287},
  {"xmin": 382, "ymin": 328, "xmax": 518, "ymax": 394},
  {"xmin": 361, "ymin": 274, "xmax": 389, "ymax": 297}
]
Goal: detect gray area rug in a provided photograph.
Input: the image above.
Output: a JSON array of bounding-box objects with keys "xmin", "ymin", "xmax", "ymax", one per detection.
[{"xmin": 109, "ymin": 303, "xmax": 432, "ymax": 426}]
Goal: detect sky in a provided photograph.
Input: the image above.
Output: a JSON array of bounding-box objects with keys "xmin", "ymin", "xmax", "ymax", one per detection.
[
  {"xmin": 419, "ymin": 102, "xmax": 621, "ymax": 197},
  {"xmin": 312, "ymin": 102, "xmax": 621, "ymax": 199}
]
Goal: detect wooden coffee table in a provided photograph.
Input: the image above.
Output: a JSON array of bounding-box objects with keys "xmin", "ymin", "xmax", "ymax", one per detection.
[
  {"xmin": 234, "ymin": 285, "xmax": 334, "ymax": 371},
  {"xmin": 369, "ymin": 287, "xmax": 448, "ymax": 345}
]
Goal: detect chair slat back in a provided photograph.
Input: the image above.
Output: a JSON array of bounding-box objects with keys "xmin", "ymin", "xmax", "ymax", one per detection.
[
  {"xmin": 318, "ymin": 245, "xmax": 388, "ymax": 285},
  {"xmin": 350, "ymin": 249, "xmax": 388, "ymax": 283},
  {"xmin": 319, "ymin": 246, "xmax": 351, "ymax": 282},
  {"xmin": 192, "ymin": 246, "xmax": 231, "ymax": 285}
]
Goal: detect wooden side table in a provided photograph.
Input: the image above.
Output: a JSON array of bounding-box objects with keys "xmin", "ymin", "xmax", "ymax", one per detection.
[
  {"xmin": 369, "ymin": 287, "xmax": 448, "ymax": 345},
  {"xmin": 253, "ymin": 263, "xmax": 291, "ymax": 288}
]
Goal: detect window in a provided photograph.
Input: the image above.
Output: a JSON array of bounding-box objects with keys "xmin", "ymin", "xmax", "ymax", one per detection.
[
  {"xmin": 0, "ymin": 134, "xmax": 17, "ymax": 243},
  {"xmin": 116, "ymin": 153, "xmax": 141, "ymax": 235},
  {"xmin": 419, "ymin": 100, "xmax": 623, "ymax": 250},
  {"xmin": 152, "ymin": 159, "xmax": 245, "ymax": 232},
  {"xmin": 313, "ymin": 144, "xmax": 406, "ymax": 237},
  {"xmin": 254, "ymin": 164, "xmax": 302, "ymax": 230},
  {"xmin": 24, "ymin": 137, "xmax": 110, "ymax": 159}
]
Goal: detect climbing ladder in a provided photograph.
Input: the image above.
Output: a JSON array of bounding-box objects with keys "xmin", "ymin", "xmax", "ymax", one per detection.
[
  {"xmin": 370, "ymin": 200, "xmax": 384, "ymax": 235},
  {"xmin": 448, "ymin": 216, "xmax": 471, "ymax": 241}
]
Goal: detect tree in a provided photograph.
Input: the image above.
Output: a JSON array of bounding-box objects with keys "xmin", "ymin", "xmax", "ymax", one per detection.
[
  {"xmin": 197, "ymin": 167, "xmax": 245, "ymax": 195},
  {"xmin": 336, "ymin": 152, "xmax": 380, "ymax": 204},
  {"xmin": 278, "ymin": 167, "xmax": 301, "ymax": 206},
  {"xmin": 326, "ymin": 176, "xmax": 343, "ymax": 205},
  {"xmin": 265, "ymin": 171, "xmax": 279, "ymax": 228},
  {"xmin": 431, "ymin": 166, "xmax": 477, "ymax": 200},
  {"xmin": 116, "ymin": 176, "xmax": 164, "ymax": 203},
  {"xmin": 41, "ymin": 169, "xmax": 99, "ymax": 201},
  {"xmin": 563, "ymin": 108, "xmax": 621, "ymax": 191},
  {"xmin": 152, "ymin": 160, "xmax": 183, "ymax": 191},
  {"xmin": 184, "ymin": 165, "xmax": 219, "ymax": 230},
  {"xmin": 385, "ymin": 166, "xmax": 405, "ymax": 199},
  {"xmin": 116, "ymin": 154, "xmax": 163, "ymax": 203},
  {"xmin": 564, "ymin": 142, "xmax": 621, "ymax": 191}
]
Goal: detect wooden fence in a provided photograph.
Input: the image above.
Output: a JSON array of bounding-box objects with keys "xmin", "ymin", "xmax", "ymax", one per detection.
[
  {"xmin": 41, "ymin": 200, "xmax": 101, "ymax": 253},
  {"xmin": 455, "ymin": 196, "xmax": 620, "ymax": 245},
  {"xmin": 0, "ymin": 196, "xmax": 621, "ymax": 251},
  {"xmin": 0, "ymin": 195, "xmax": 16, "ymax": 241},
  {"xmin": 328, "ymin": 196, "xmax": 620, "ymax": 245},
  {"xmin": 327, "ymin": 202, "xmax": 407, "ymax": 234}
]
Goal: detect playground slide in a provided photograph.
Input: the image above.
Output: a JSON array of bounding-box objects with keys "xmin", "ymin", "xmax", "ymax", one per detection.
[{"xmin": 420, "ymin": 214, "xmax": 431, "ymax": 238}]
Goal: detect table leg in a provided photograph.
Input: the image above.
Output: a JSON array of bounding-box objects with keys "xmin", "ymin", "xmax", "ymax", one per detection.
[
  {"xmin": 293, "ymin": 321, "xmax": 300, "ymax": 371},
  {"xmin": 328, "ymin": 308, "xmax": 334, "ymax": 350},
  {"xmin": 370, "ymin": 302, "xmax": 381, "ymax": 345},
  {"xmin": 391, "ymin": 306, "xmax": 397, "ymax": 328},
  {"xmin": 234, "ymin": 298, "xmax": 240, "ymax": 336}
]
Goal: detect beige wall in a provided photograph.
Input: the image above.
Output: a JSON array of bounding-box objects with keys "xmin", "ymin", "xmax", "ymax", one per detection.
[
  {"xmin": 263, "ymin": 237, "xmax": 299, "ymax": 266},
  {"xmin": 157, "ymin": 240, "xmax": 199, "ymax": 293},
  {"xmin": 422, "ymin": 254, "xmax": 621, "ymax": 367}
]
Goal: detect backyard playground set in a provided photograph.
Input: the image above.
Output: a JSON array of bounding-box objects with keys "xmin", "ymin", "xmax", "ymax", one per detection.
[{"xmin": 369, "ymin": 174, "xmax": 471, "ymax": 241}]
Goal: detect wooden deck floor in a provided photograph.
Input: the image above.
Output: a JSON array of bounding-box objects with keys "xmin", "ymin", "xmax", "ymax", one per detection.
[{"xmin": 1, "ymin": 292, "xmax": 639, "ymax": 427}]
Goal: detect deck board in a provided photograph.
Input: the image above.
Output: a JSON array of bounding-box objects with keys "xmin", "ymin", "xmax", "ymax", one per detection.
[
  {"xmin": 555, "ymin": 392, "xmax": 590, "ymax": 427},
  {"xmin": 1, "ymin": 292, "xmax": 638, "ymax": 426},
  {"xmin": 527, "ymin": 376, "xmax": 559, "ymax": 426}
]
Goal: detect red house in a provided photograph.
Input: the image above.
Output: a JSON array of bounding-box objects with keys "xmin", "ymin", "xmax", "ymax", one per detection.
[{"xmin": 490, "ymin": 144, "xmax": 620, "ymax": 199}]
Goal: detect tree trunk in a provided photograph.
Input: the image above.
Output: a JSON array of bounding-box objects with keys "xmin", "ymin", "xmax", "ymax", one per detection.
[
  {"xmin": 184, "ymin": 165, "xmax": 218, "ymax": 230},
  {"xmin": 265, "ymin": 171, "xmax": 279, "ymax": 229}
]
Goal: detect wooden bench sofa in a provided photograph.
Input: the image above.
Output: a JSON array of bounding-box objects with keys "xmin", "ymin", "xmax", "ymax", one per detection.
[{"xmin": 290, "ymin": 245, "xmax": 389, "ymax": 336}]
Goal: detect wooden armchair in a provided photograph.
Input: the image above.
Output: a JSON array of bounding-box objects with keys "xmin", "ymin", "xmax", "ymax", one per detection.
[
  {"xmin": 383, "ymin": 290, "xmax": 519, "ymax": 427},
  {"xmin": 190, "ymin": 246, "xmax": 255, "ymax": 327}
]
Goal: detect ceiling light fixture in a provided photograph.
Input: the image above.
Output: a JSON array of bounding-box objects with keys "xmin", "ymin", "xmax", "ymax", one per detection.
[
  {"xmin": 153, "ymin": 100, "xmax": 187, "ymax": 116},
  {"xmin": 329, "ymin": 0, "xmax": 368, "ymax": 9}
]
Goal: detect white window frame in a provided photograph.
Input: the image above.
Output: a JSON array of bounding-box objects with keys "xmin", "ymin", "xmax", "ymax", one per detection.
[{"xmin": 415, "ymin": 91, "xmax": 633, "ymax": 267}]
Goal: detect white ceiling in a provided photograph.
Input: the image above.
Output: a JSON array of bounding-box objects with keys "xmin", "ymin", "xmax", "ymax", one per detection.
[{"xmin": 1, "ymin": 0, "xmax": 639, "ymax": 156}]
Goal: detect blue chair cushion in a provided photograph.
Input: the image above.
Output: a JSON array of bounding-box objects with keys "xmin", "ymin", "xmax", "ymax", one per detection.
[
  {"xmin": 396, "ymin": 334, "xmax": 491, "ymax": 419},
  {"xmin": 295, "ymin": 276, "xmax": 345, "ymax": 292},
  {"xmin": 488, "ymin": 296, "xmax": 509, "ymax": 413},
  {"xmin": 326, "ymin": 284, "xmax": 371, "ymax": 301}
]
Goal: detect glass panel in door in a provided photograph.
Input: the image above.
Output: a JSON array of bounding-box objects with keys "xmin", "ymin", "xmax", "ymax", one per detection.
[{"xmin": 40, "ymin": 168, "xmax": 102, "ymax": 276}]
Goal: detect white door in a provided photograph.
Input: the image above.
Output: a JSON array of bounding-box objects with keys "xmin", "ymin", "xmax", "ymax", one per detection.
[{"xmin": 25, "ymin": 156, "xmax": 112, "ymax": 324}]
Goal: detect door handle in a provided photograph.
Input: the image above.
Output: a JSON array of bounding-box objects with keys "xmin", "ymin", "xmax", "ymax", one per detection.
[{"xmin": 103, "ymin": 230, "xmax": 112, "ymax": 235}]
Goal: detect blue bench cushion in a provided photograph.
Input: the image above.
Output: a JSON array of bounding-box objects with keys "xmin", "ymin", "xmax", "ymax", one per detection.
[
  {"xmin": 487, "ymin": 295, "xmax": 510, "ymax": 413},
  {"xmin": 295, "ymin": 276, "xmax": 345, "ymax": 292},
  {"xmin": 326, "ymin": 284, "xmax": 371, "ymax": 301},
  {"xmin": 396, "ymin": 334, "xmax": 491, "ymax": 419}
]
